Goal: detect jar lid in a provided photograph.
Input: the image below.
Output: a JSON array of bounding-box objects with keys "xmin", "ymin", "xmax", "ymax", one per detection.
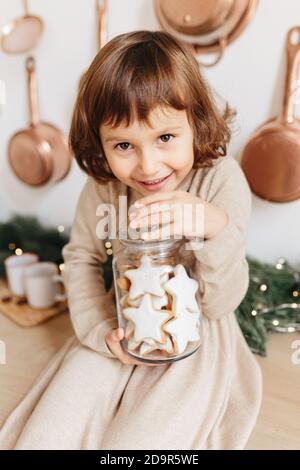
[{"xmin": 119, "ymin": 236, "xmax": 184, "ymax": 250}]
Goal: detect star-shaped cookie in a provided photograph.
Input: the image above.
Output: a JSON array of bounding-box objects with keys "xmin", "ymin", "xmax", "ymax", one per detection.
[
  {"xmin": 125, "ymin": 320, "xmax": 158, "ymax": 345},
  {"xmin": 124, "ymin": 254, "xmax": 172, "ymax": 299},
  {"xmin": 123, "ymin": 293, "xmax": 171, "ymax": 343},
  {"xmin": 140, "ymin": 336, "xmax": 174, "ymax": 356},
  {"xmin": 164, "ymin": 309, "xmax": 201, "ymax": 354},
  {"xmin": 152, "ymin": 293, "xmax": 168, "ymax": 309},
  {"xmin": 163, "ymin": 264, "xmax": 199, "ymax": 316}
]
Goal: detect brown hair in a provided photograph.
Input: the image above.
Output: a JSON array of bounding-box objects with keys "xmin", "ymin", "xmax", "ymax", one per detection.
[{"xmin": 69, "ymin": 30, "xmax": 236, "ymax": 184}]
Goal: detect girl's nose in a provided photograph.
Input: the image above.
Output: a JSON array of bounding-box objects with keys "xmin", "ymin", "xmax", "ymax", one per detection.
[{"xmin": 137, "ymin": 150, "xmax": 160, "ymax": 177}]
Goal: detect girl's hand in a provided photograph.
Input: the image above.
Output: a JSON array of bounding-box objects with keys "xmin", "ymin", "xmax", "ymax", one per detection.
[
  {"xmin": 105, "ymin": 328, "xmax": 162, "ymax": 366},
  {"xmin": 128, "ymin": 190, "xmax": 228, "ymax": 241}
]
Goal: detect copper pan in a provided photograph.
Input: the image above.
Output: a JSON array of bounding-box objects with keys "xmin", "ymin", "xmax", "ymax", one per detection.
[
  {"xmin": 240, "ymin": 27, "xmax": 300, "ymax": 203},
  {"xmin": 1, "ymin": 0, "xmax": 44, "ymax": 54},
  {"xmin": 154, "ymin": 0, "xmax": 258, "ymax": 67},
  {"xmin": 156, "ymin": 0, "xmax": 236, "ymax": 36},
  {"xmin": 8, "ymin": 57, "xmax": 72, "ymax": 186}
]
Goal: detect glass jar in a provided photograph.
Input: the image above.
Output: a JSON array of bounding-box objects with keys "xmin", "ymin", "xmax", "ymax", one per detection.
[{"xmin": 112, "ymin": 237, "xmax": 202, "ymax": 364}]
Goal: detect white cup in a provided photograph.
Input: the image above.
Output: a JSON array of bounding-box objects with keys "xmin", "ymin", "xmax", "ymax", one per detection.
[
  {"xmin": 24, "ymin": 262, "xmax": 67, "ymax": 309},
  {"xmin": 4, "ymin": 252, "xmax": 39, "ymax": 296}
]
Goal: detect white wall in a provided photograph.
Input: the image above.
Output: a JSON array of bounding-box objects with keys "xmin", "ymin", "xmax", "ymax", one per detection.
[{"xmin": 0, "ymin": 0, "xmax": 300, "ymax": 266}]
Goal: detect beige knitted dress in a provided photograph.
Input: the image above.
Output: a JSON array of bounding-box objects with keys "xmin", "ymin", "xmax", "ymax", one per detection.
[{"xmin": 0, "ymin": 154, "xmax": 262, "ymax": 450}]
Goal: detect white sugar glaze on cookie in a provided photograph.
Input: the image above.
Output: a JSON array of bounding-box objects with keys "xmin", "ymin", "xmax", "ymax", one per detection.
[
  {"xmin": 163, "ymin": 264, "xmax": 199, "ymax": 316},
  {"xmin": 123, "ymin": 293, "xmax": 171, "ymax": 343},
  {"xmin": 124, "ymin": 254, "xmax": 172, "ymax": 299},
  {"xmin": 164, "ymin": 309, "xmax": 200, "ymax": 354}
]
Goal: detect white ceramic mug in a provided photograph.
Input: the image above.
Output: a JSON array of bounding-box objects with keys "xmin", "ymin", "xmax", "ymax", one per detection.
[
  {"xmin": 4, "ymin": 252, "xmax": 39, "ymax": 296},
  {"xmin": 24, "ymin": 262, "xmax": 67, "ymax": 309}
]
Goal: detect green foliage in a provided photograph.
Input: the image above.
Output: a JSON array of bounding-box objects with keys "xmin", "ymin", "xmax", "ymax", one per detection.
[{"xmin": 235, "ymin": 256, "xmax": 300, "ymax": 356}]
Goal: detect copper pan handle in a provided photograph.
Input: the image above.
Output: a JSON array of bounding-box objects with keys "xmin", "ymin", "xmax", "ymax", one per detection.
[
  {"xmin": 281, "ymin": 26, "xmax": 300, "ymax": 124},
  {"xmin": 96, "ymin": 0, "xmax": 108, "ymax": 51},
  {"xmin": 26, "ymin": 56, "xmax": 39, "ymax": 126},
  {"xmin": 23, "ymin": 0, "xmax": 29, "ymax": 15},
  {"xmin": 192, "ymin": 37, "xmax": 227, "ymax": 67}
]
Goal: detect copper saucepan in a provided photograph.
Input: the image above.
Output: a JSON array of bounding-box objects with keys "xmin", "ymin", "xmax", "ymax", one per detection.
[
  {"xmin": 154, "ymin": 0, "xmax": 258, "ymax": 67},
  {"xmin": 8, "ymin": 56, "xmax": 72, "ymax": 186},
  {"xmin": 240, "ymin": 26, "xmax": 300, "ymax": 202},
  {"xmin": 1, "ymin": 0, "xmax": 44, "ymax": 54},
  {"xmin": 156, "ymin": 0, "xmax": 236, "ymax": 36}
]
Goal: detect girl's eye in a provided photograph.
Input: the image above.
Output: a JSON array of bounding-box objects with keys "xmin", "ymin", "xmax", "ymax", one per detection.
[
  {"xmin": 115, "ymin": 142, "xmax": 132, "ymax": 151},
  {"xmin": 114, "ymin": 134, "xmax": 175, "ymax": 152},
  {"xmin": 159, "ymin": 133, "xmax": 174, "ymax": 143}
]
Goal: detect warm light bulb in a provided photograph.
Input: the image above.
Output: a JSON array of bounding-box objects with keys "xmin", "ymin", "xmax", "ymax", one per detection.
[{"xmin": 259, "ymin": 284, "xmax": 267, "ymax": 292}]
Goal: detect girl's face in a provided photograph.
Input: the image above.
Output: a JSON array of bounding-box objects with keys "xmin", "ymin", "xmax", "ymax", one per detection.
[{"xmin": 99, "ymin": 106, "xmax": 194, "ymax": 195}]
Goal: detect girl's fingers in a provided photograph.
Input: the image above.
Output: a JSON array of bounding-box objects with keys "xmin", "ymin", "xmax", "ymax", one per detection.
[
  {"xmin": 108, "ymin": 339, "xmax": 134, "ymax": 363},
  {"xmin": 130, "ymin": 210, "xmax": 174, "ymax": 231},
  {"xmin": 129, "ymin": 202, "xmax": 173, "ymax": 223},
  {"xmin": 107, "ymin": 328, "xmax": 160, "ymax": 366},
  {"xmin": 111, "ymin": 327, "xmax": 124, "ymax": 341},
  {"xmin": 133, "ymin": 191, "xmax": 175, "ymax": 209},
  {"xmin": 141, "ymin": 222, "xmax": 175, "ymax": 240},
  {"xmin": 106, "ymin": 340, "xmax": 122, "ymax": 358}
]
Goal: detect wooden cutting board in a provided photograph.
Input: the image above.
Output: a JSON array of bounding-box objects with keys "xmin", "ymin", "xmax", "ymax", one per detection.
[{"xmin": 0, "ymin": 278, "xmax": 69, "ymax": 327}]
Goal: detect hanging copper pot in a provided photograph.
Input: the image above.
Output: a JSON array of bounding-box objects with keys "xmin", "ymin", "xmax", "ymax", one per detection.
[
  {"xmin": 240, "ymin": 26, "xmax": 300, "ymax": 203},
  {"xmin": 154, "ymin": 0, "xmax": 259, "ymax": 66},
  {"xmin": 156, "ymin": 0, "xmax": 236, "ymax": 36},
  {"xmin": 1, "ymin": 0, "xmax": 44, "ymax": 54},
  {"xmin": 8, "ymin": 56, "xmax": 72, "ymax": 186}
]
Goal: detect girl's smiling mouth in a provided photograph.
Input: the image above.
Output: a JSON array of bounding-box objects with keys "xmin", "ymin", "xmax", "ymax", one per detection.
[{"xmin": 135, "ymin": 171, "xmax": 174, "ymax": 190}]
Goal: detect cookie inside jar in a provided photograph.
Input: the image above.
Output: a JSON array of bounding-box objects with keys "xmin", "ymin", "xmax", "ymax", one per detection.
[{"xmin": 113, "ymin": 238, "xmax": 202, "ymax": 364}]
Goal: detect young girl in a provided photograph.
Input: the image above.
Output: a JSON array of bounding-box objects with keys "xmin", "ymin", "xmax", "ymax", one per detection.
[{"xmin": 0, "ymin": 30, "xmax": 262, "ymax": 450}]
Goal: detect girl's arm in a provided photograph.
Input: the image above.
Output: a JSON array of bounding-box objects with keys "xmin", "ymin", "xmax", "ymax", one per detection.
[
  {"xmin": 62, "ymin": 177, "xmax": 118, "ymax": 359},
  {"xmin": 192, "ymin": 156, "xmax": 252, "ymax": 320}
]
